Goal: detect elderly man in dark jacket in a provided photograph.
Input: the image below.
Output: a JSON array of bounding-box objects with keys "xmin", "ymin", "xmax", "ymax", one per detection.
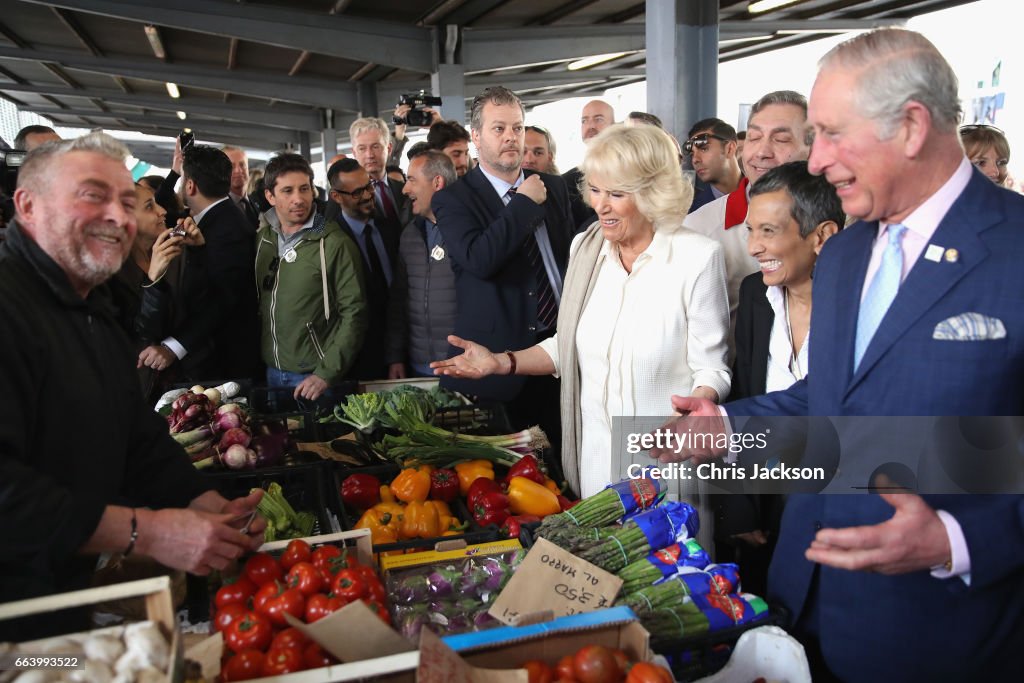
[
  {"xmin": 0, "ymin": 133, "xmax": 265, "ymax": 640},
  {"xmin": 386, "ymin": 149, "xmax": 458, "ymax": 378}
]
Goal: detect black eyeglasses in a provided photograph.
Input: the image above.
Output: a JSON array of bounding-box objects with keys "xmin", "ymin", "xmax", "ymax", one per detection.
[
  {"xmin": 262, "ymin": 256, "xmax": 280, "ymax": 290},
  {"xmin": 331, "ymin": 182, "xmax": 375, "ymax": 197},
  {"xmin": 683, "ymin": 133, "xmax": 729, "ymax": 155}
]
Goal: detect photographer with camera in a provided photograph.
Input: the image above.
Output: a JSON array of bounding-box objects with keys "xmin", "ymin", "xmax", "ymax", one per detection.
[{"xmin": 390, "ymin": 92, "xmax": 442, "ymax": 168}]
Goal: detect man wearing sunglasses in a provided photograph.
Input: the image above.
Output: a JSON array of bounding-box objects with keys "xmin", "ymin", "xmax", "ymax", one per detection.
[{"xmin": 685, "ymin": 118, "xmax": 742, "ymax": 214}]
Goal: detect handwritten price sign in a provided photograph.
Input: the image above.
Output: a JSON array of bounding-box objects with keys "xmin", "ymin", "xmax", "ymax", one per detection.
[{"xmin": 489, "ymin": 537, "xmax": 623, "ymax": 626}]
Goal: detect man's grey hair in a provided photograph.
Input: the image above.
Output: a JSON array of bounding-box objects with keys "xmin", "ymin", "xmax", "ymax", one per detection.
[
  {"xmin": 469, "ymin": 86, "xmax": 525, "ymax": 133},
  {"xmin": 17, "ymin": 131, "xmax": 129, "ymax": 193},
  {"xmin": 349, "ymin": 117, "xmax": 390, "ymax": 143},
  {"xmin": 819, "ymin": 27, "xmax": 961, "ymax": 138},
  {"xmin": 750, "ymin": 90, "xmax": 808, "ymax": 119},
  {"xmin": 412, "ymin": 148, "xmax": 457, "ymax": 187}
]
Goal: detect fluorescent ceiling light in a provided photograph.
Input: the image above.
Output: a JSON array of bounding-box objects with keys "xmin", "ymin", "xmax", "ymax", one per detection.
[
  {"xmin": 748, "ymin": 0, "xmax": 808, "ymax": 14},
  {"xmin": 568, "ymin": 52, "xmax": 630, "ymax": 71},
  {"xmin": 166, "ymin": 82, "xmax": 180, "ymax": 98},
  {"xmin": 144, "ymin": 25, "xmax": 166, "ymax": 60},
  {"xmin": 176, "ymin": 111, "xmax": 187, "ymax": 120},
  {"xmin": 719, "ymin": 34, "xmax": 775, "ymax": 45}
]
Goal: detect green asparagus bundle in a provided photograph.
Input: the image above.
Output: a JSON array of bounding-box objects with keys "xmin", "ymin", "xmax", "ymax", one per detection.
[
  {"xmin": 617, "ymin": 538, "xmax": 710, "ymax": 595},
  {"xmin": 617, "ymin": 564, "xmax": 741, "ymax": 614},
  {"xmin": 575, "ymin": 501, "xmax": 697, "ymax": 573},
  {"xmin": 639, "ymin": 593, "xmax": 770, "ymax": 640},
  {"xmin": 535, "ymin": 478, "xmax": 662, "ymax": 537},
  {"xmin": 536, "ymin": 524, "xmax": 618, "ymax": 552}
]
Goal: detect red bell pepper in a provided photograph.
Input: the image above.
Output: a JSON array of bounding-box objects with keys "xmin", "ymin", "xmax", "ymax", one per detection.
[
  {"xmin": 506, "ymin": 454, "xmax": 546, "ymax": 485},
  {"xmin": 340, "ymin": 473, "xmax": 381, "ymax": 510},
  {"xmin": 472, "ymin": 490, "xmax": 510, "ymax": 526},
  {"xmin": 557, "ymin": 495, "xmax": 579, "ymax": 511},
  {"xmin": 500, "ymin": 514, "xmax": 541, "ymax": 538},
  {"xmin": 429, "ymin": 468, "xmax": 460, "ymax": 502},
  {"xmin": 467, "ymin": 477, "xmax": 501, "ymax": 509}
]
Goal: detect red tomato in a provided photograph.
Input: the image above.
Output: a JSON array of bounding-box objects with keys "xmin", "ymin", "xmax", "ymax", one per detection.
[
  {"xmin": 555, "ymin": 655, "xmax": 577, "ymax": 681},
  {"xmin": 270, "ymin": 627, "xmax": 309, "ymax": 652},
  {"xmin": 280, "ymin": 539, "xmax": 313, "ymax": 571},
  {"xmin": 244, "ymin": 553, "xmax": 283, "ymax": 586},
  {"xmin": 311, "ymin": 545, "xmax": 342, "ymax": 576},
  {"xmin": 523, "ymin": 660, "xmax": 554, "ymax": 683},
  {"xmin": 611, "ymin": 649, "xmax": 631, "ymax": 677},
  {"xmin": 366, "ymin": 578, "xmax": 386, "ymax": 604},
  {"xmin": 221, "ymin": 649, "xmax": 265, "ymax": 682},
  {"xmin": 573, "ymin": 645, "xmax": 619, "ymax": 683},
  {"xmin": 331, "ymin": 568, "xmax": 366, "ymax": 603},
  {"xmin": 303, "ymin": 642, "xmax": 337, "ymax": 669},
  {"xmin": 215, "ymin": 575, "xmax": 257, "ymax": 610},
  {"xmin": 625, "ymin": 662, "xmax": 674, "ymax": 683},
  {"xmin": 255, "ymin": 583, "xmax": 306, "ymax": 627},
  {"xmin": 263, "ymin": 647, "xmax": 305, "ymax": 675},
  {"xmin": 287, "ymin": 561, "xmax": 325, "ymax": 597},
  {"xmin": 214, "ymin": 602, "xmax": 249, "ymax": 634},
  {"xmin": 361, "ymin": 598, "xmax": 391, "ymax": 625},
  {"xmin": 224, "ymin": 612, "xmax": 272, "ymax": 654},
  {"xmin": 305, "ymin": 593, "xmax": 344, "ymax": 623}
]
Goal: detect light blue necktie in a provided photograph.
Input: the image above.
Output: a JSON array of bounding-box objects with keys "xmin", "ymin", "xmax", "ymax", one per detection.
[{"xmin": 854, "ymin": 224, "xmax": 907, "ymax": 370}]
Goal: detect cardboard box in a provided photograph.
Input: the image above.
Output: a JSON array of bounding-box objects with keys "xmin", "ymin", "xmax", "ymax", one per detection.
[
  {"xmin": 215, "ymin": 607, "xmax": 649, "ymax": 683},
  {"xmin": 0, "ymin": 576, "xmax": 182, "ymax": 682}
]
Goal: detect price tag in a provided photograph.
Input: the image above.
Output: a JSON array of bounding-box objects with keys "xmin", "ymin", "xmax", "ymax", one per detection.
[{"xmin": 488, "ymin": 537, "xmax": 623, "ymax": 626}]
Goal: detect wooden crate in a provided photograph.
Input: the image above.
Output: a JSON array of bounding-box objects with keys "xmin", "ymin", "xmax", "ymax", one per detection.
[{"xmin": 0, "ymin": 576, "xmax": 181, "ymax": 682}]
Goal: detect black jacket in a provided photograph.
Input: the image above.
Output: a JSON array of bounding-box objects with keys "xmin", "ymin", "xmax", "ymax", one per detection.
[
  {"xmin": 560, "ymin": 166, "xmax": 595, "ymax": 233},
  {"xmin": 0, "ymin": 223, "xmax": 211, "ymax": 638},
  {"xmin": 337, "ymin": 212, "xmax": 401, "ymax": 381},
  {"xmin": 731, "ymin": 272, "xmax": 774, "ymax": 400},
  {"xmin": 192, "ymin": 198, "xmax": 262, "ymax": 381},
  {"xmin": 431, "ymin": 167, "xmax": 573, "ymax": 401}
]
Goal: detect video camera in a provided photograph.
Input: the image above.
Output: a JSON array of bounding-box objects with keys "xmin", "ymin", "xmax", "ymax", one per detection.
[{"xmin": 394, "ymin": 91, "xmax": 443, "ymax": 128}]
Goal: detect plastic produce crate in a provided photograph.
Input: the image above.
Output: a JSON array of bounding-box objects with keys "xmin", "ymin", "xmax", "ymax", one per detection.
[{"xmin": 250, "ymin": 382, "xmax": 358, "ymax": 416}]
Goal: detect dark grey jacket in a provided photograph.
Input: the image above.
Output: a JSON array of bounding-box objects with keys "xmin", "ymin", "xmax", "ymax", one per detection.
[{"xmin": 385, "ymin": 216, "xmax": 457, "ymax": 369}]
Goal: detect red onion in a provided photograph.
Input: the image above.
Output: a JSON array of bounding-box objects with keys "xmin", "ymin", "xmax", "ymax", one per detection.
[
  {"xmin": 218, "ymin": 427, "xmax": 251, "ymax": 450},
  {"xmin": 221, "ymin": 444, "xmax": 251, "ymax": 470}
]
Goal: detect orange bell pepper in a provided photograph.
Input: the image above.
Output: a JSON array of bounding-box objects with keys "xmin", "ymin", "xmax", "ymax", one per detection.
[
  {"xmin": 506, "ymin": 476, "xmax": 561, "ymax": 517},
  {"xmin": 390, "ymin": 465, "xmax": 433, "ymax": 503},
  {"xmin": 543, "ymin": 477, "xmax": 561, "ymax": 495},
  {"xmin": 454, "ymin": 460, "xmax": 495, "ymax": 495},
  {"xmin": 354, "ymin": 508, "xmax": 400, "ymax": 545},
  {"xmin": 400, "ymin": 500, "xmax": 442, "ymax": 539}
]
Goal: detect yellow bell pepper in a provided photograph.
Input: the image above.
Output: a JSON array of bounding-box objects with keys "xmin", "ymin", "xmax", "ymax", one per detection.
[
  {"xmin": 380, "ymin": 485, "xmax": 397, "ymax": 503},
  {"xmin": 425, "ymin": 500, "xmax": 452, "ymax": 518},
  {"xmin": 400, "ymin": 500, "xmax": 442, "ymax": 539},
  {"xmin": 543, "ymin": 477, "xmax": 561, "ymax": 495},
  {"xmin": 354, "ymin": 508, "xmax": 400, "ymax": 545},
  {"xmin": 454, "ymin": 460, "xmax": 495, "ymax": 495},
  {"xmin": 372, "ymin": 500, "xmax": 406, "ymax": 518},
  {"xmin": 507, "ymin": 476, "xmax": 561, "ymax": 517},
  {"xmin": 390, "ymin": 465, "xmax": 433, "ymax": 503}
]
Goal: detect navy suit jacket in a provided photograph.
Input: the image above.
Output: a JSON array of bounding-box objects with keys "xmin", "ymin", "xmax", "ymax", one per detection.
[
  {"xmin": 431, "ymin": 166, "xmax": 573, "ymax": 400},
  {"xmin": 728, "ymin": 169, "xmax": 1024, "ymax": 681}
]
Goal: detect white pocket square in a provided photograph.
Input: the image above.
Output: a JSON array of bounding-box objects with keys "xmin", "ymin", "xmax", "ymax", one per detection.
[{"xmin": 932, "ymin": 312, "xmax": 1006, "ymax": 341}]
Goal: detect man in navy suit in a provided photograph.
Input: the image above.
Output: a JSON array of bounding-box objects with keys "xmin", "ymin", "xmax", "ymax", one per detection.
[
  {"xmin": 431, "ymin": 86, "xmax": 573, "ymax": 473},
  {"xmin": 658, "ymin": 29, "xmax": 1024, "ymax": 681}
]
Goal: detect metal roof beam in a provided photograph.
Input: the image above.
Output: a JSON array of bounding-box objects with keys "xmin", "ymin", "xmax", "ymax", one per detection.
[
  {"xmin": 462, "ymin": 24, "xmax": 645, "ymax": 72},
  {"xmin": 718, "ymin": 18, "xmax": 907, "ymax": 34},
  {"xmin": 0, "ymin": 45, "xmax": 359, "ymax": 111},
  {"xmin": 20, "ymin": 106, "xmax": 300, "ymax": 145},
  {"xmin": 20, "ymin": 0, "xmax": 436, "ymax": 73},
  {"xmin": 0, "ymin": 82, "xmax": 321, "ymax": 130}
]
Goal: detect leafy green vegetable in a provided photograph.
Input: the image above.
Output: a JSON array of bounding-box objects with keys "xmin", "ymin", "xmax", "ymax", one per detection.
[{"xmin": 334, "ymin": 392, "xmax": 385, "ymax": 433}]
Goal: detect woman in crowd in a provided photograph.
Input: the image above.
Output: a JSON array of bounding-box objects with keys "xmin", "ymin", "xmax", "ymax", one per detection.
[
  {"xmin": 433, "ymin": 124, "xmax": 731, "ymax": 548},
  {"xmin": 110, "ymin": 182, "xmax": 209, "ymax": 401},
  {"xmin": 959, "ymin": 124, "xmax": 1011, "ymax": 187},
  {"xmin": 719, "ymin": 160, "xmax": 844, "ymax": 595}
]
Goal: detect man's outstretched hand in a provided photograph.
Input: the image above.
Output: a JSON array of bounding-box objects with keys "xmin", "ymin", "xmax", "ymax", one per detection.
[{"xmin": 648, "ymin": 395, "xmax": 729, "ymax": 463}]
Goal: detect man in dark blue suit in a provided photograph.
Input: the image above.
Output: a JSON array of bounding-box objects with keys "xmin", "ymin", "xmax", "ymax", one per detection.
[
  {"xmin": 659, "ymin": 29, "xmax": 1024, "ymax": 681},
  {"xmin": 431, "ymin": 86, "xmax": 573, "ymax": 473}
]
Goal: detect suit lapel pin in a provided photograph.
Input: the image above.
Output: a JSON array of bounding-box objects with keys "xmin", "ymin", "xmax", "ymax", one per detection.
[
  {"xmin": 944, "ymin": 248, "xmax": 959, "ymax": 263},
  {"xmin": 284, "ymin": 248, "xmax": 298, "ymax": 263},
  {"xmin": 430, "ymin": 245, "xmax": 446, "ymax": 261},
  {"xmin": 924, "ymin": 244, "xmax": 944, "ymax": 262}
]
